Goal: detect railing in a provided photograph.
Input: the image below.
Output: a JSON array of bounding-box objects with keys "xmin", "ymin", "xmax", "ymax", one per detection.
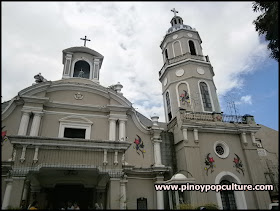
[
  {"xmin": 180, "ymin": 111, "xmax": 253, "ymax": 124},
  {"xmin": 222, "ymin": 114, "xmax": 244, "ymax": 123}
]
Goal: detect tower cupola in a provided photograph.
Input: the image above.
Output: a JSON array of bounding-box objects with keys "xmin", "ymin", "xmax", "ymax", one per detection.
[{"xmin": 62, "ymin": 36, "xmax": 104, "ymax": 84}]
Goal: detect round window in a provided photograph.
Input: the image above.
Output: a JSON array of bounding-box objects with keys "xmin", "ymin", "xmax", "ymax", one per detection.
[
  {"xmin": 216, "ymin": 145, "xmax": 224, "ymax": 155},
  {"xmin": 214, "ymin": 141, "xmax": 229, "ymax": 159}
]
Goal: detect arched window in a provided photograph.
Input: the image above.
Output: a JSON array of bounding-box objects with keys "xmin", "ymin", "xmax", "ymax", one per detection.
[
  {"xmin": 189, "ymin": 40, "xmax": 196, "ymax": 55},
  {"xmin": 166, "ymin": 92, "xmax": 172, "ymax": 121},
  {"xmin": 199, "ymin": 82, "xmax": 212, "ymax": 111},
  {"xmin": 73, "ymin": 60, "xmax": 90, "ymax": 79},
  {"xmin": 220, "ymin": 180, "xmax": 237, "ymax": 210},
  {"xmin": 165, "ymin": 49, "xmax": 169, "ymax": 60}
]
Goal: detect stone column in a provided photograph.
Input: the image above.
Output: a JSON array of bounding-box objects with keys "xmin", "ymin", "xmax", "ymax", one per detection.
[
  {"xmin": 153, "ymin": 139, "xmax": 164, "ymax": 167},
  {"xmin": 151, "ymin": 116, "xmax": 164, "ymax": 167},
  {"xmin": 155, "ymin": 176, "xmax": 164, "ymax": 209},
  {"xmin": 118, "ymin": 120, "xmax": 126, "ymax": 141},
  {"xmin": 109, "ymin": 119, "xmax": 116, "ymax": 141},
  {"xmin": 120, "ymin": 176, "xmax": 128, "ymax": 209},
  {"xmin": 30, "ymin": 112, "xmax": 44, "ymax": 136},
  {"xmin": 18, "ymin": 111, "xmax": 31, "ymax": 135},
  {"xmin": 2, "ymin": 179, "xmax": 13, "ymax": 209}
]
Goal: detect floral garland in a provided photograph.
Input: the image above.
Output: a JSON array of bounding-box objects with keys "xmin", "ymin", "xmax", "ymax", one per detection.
[
  {"xmin": 233, "ymin": 153, "xmax": 245, "ymax": 175},
  {"xmin": 205, "ymin": 153, "xmax": 215, "ymax": 175}
]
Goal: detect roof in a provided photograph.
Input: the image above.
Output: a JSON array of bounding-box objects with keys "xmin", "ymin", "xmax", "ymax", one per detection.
[{"xmin": 62, "ymin": 46, "xmax": 104, "ymax": 65}]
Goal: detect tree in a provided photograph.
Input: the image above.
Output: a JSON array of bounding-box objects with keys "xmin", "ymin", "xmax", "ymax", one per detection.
[{"xmin": 252, "ymin": 1, "xmax": 278, "ymax": 61}]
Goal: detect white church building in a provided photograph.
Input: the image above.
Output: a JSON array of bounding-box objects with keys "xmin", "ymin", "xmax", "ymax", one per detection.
[{"xmin": 1, "ymin": 9, "xmax": 278, "ymax": 210}]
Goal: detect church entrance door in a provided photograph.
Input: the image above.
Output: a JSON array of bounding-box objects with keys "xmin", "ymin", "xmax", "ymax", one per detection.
[{"xmin": 47, "ymin": 184, "xmax": 93, "ymax": 209}]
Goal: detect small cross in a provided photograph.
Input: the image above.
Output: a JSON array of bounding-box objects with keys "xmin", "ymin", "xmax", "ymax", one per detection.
[
  {"xmin": 80, "ymin": 35, "xmax": 91, "ymax": 47},
  {"xmin": 171, "ymin": 8, "xmax": 178, "ymax": 17}
]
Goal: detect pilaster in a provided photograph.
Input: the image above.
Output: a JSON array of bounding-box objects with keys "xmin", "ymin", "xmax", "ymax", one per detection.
[{"xmin": 18, "ymin": 111, "xmax": 31, "ymax": 135}]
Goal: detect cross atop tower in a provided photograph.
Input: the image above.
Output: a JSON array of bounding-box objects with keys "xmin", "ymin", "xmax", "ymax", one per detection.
[
  {"xmin": 171, "ymin": 8, "xmax": 178, "ymax": 17},
  {"xmin": 80, "ymin": 36, "xmax": 91, "ymax": 47}
]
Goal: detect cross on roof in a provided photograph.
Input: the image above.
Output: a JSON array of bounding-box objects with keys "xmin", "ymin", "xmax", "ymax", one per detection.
[
  {"xmin": 80, "ymin": 36, "xmax": 91, "ymax": 47},
  {"xmin": 171, "ymin": 8, "xmax": 178, "ymax": 17}
]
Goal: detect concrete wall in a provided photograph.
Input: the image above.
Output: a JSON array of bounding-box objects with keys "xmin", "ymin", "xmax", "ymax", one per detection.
[{"xmin": 126, "ymin": 178, "xmax": 155, "ymax": 209}]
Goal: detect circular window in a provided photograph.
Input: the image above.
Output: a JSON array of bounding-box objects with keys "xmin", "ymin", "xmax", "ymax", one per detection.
[
  {"xmin": 214, "ymin": 141, "xmax": 229, "ymax": 159},
  {"xmin": 216, "ymin": 145, "xmax": 224, "ymax": 155}
]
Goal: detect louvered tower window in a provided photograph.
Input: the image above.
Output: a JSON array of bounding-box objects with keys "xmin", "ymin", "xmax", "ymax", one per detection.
[
  {"xmin": 200, "ymin": 82, "xmax": 212, "ymax": 111},
  {"xmin": 166, "ymin": 92, "xmax": 172, "ymax": 121}
]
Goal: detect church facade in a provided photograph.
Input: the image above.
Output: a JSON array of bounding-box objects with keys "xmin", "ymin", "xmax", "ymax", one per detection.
[{"xmin": 1, "ymin": 10, "xmax": 278, "ymax": 210}]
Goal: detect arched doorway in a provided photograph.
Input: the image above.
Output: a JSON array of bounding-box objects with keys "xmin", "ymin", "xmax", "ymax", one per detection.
[
  {"xmin": 215, "ymin": 171, "xmax": 247, "ymax": 209},
  {"xmin": 73, "ymin": 60, "xmax": 90, "ymax": 79},
  {"xmin": 46, "ymin": 184, "xmax": 93, "ymax": 209}
]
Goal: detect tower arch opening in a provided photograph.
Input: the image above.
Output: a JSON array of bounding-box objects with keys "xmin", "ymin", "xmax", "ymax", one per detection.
[
  {"xmin": 189, "ymin": 40, "xmax": 196, "ymax": 55},
  {"xmin": 73, "ymin": 60, "xmax": 90, "ymax": 79}
]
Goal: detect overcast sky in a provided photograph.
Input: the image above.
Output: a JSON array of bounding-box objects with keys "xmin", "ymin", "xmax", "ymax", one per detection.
[{"xmin": 2, "ymin": 2, "xmax": 278, "ymax": 130}]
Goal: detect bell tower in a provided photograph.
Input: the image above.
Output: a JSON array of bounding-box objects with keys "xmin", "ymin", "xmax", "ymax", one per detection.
[
  {"xmin": 159, "ymin": 9, "xmax": 221, "ymax": 122},
  {"xmin": 62, "ymin": 36, "xmax": 104, "ymax": 84}
]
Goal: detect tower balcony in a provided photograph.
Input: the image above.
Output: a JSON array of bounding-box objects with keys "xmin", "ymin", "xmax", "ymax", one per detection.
[
  {"xmin": 179, "ymin": 110, "xmax": 256, "ymax": 124},
  {"xmin": 159, "ymin": 53, "xmax": 210, "ymax": 77}
]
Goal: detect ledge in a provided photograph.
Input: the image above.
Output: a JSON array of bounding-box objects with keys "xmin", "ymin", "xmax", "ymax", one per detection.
[{"xmin": 8, "ymin": 135, "xmax": 131, "ymax": 151}]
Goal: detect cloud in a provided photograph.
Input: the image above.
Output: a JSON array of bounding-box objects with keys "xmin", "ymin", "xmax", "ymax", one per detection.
[
  {"xmin": 236, "ymin": 95, "xmax": 253, "ymax": 105},
  {"xmin": 2, "ymin": 2, "xmax": 272, "ymax": 123}
]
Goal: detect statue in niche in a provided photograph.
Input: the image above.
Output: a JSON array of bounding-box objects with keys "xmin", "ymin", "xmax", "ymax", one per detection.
[
  {"xmin": 34, "ymin": 73, "xmax": 47, "ymax": 83},
  {"xmin": 78, "ymin": 69, "xmax": 84, "ymax": 78},
  {"xmin": 179, "ymin": 90, "xmax": 190, "ymax": 105}
]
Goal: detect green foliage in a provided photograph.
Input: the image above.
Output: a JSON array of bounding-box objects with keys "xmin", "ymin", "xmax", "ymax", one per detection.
[
  {"xmin": 178, "ymin": 203, "xmax": 219, "ymax": 210},
  {"xmin": 252, "ymin": 1, "xmax": 278, "ymax": 61},
  {"xmin": 195, "ymin": 203, "xmax": 219, "ymax": 210}
]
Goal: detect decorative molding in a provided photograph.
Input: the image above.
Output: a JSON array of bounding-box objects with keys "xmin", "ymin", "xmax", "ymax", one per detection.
[
  {"xmin": 43, "ymin": 110, "xmax": 108, "ymax": 119},
  {"xmin": 172, "ymin": 40, "xmax": 183, "ymax": 57},
  {"xmin": 74, "ymin": 92, "xmax": 84, "ymax": 100},
  {"xmin": 9, "ymin": 135, "xmax": 131, "ymax": 151},
  {"xmin": 129, "ymin": 109, "xmax": 151, "ymax": 134}
]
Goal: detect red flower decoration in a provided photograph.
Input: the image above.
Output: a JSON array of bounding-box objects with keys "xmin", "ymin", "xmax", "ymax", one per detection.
[
  {"xmin": 233, "ymin": 158, "xmax": 239, "ymax": 163},
  {"xmin": 134, "ymin": 139, "xmax": 139, "ymax": 145},
  {"xmin": 209, "ymin": 157, "xmax": 214, "ymax": 163}
]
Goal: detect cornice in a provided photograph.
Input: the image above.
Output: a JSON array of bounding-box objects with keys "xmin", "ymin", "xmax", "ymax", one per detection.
[
  {"xmin": 181, "ymin": 122, "xmax": 261, "ymax": 134},
  {"xmin": 9, "ymin": 135, "xmax": 131, "ymax": 151}
]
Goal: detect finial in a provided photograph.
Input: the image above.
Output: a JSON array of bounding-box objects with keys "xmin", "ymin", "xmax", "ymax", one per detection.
[
  {"xmin": 171, "ymin": 8, "xmax": 178, "ymax": 17},
  {"xmin": 80, "ymin": 35, "xmax": 91, "ymax": 47}
]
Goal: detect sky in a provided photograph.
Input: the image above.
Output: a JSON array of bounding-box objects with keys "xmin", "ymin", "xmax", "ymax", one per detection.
[{"xmin": 2, "ymin": 2, "xmax": 278, "ymax": 130}]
